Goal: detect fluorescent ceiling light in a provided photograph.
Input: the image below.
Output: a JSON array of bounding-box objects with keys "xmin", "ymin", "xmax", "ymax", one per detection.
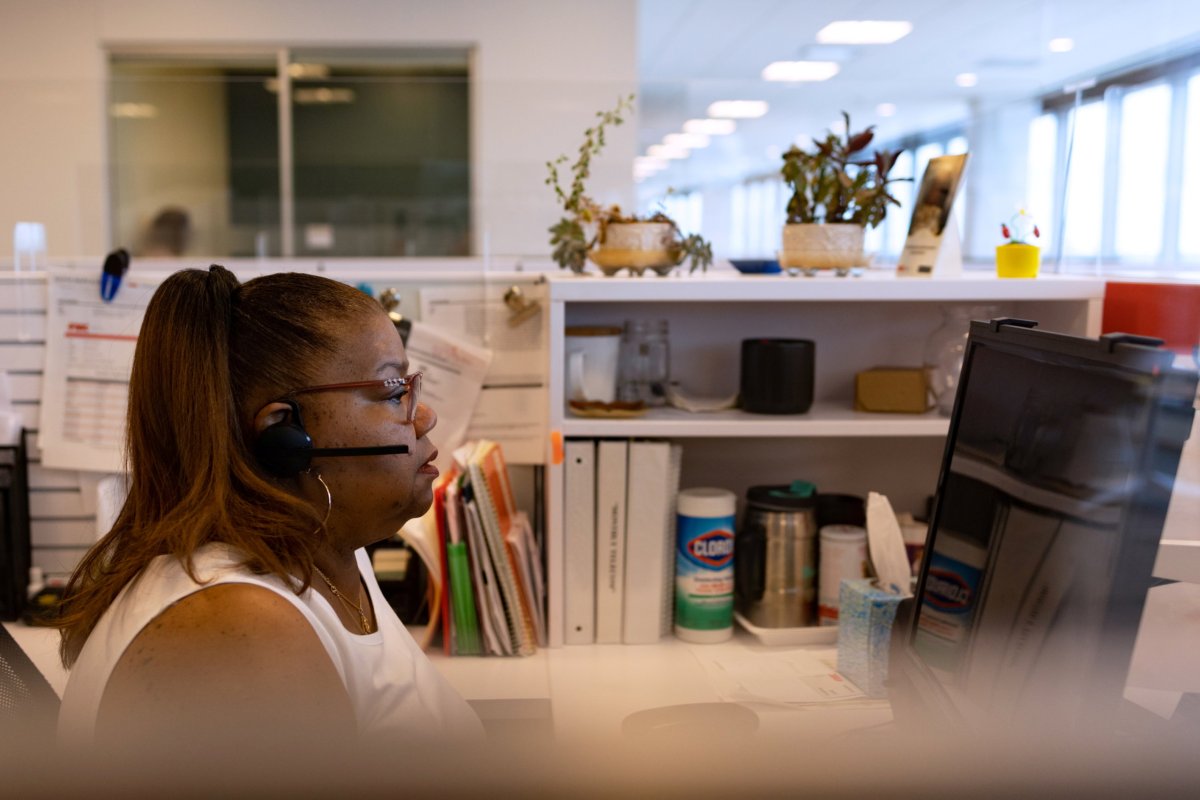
[
  {"xmin": 707, "ymin": 100, "xmax": 769, "ymax": 118},
  {"xmin": 875, "ymin": 102, "xmax": 897, "ymax": 117},
  {"xmin": 683, "ymin": 118, "xmax": 736, "ymax": 135},
  {"xmin": 955, "ymin": 72, "xmax": 979, "ymax": 88},
  {"xmin": 664, "ymin": 132, "xmax": 711, "ymax": 149},
  {"xmin": 1049, "ymin": 37, "xmax": 1074, "ymax": 53},
  {"xmin": 110, "ymin": 102, "xmax": 158, "ymax": 119},
  {"xmin": 287, "ymin": 62, "xmax": 330, "ymax": 79},
  {"xmin": 293, "ymin": 87, "xmax": 356, "ymax": 104},
  {"xmin": 817, "ymin": 20, "xmax": 913, "ymax": 45},
  {"xmin": 634, "ymin": 156, "xmax": 668, "ymax": 172},
  {"xmin": 762, "ymin": 60, "xmax": 840, "ymax": 82},
  {"xmin": 647, "ymin": 144, "xmax": 689, "ymax": 160}
]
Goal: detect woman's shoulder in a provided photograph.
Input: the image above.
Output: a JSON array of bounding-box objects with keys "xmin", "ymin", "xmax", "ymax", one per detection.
[{"xmin": 97, "ymin": 578, "xmax": 356, "ymax": 743}]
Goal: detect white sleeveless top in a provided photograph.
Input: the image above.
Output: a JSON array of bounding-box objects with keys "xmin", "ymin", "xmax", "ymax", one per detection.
[{"xmin": 58, "ymin": 543, "xmax": 483, "ymax": 747}]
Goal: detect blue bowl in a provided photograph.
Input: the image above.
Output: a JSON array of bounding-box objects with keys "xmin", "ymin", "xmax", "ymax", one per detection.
[{"xmin": 730, "ymin": 258, "xmax": 782, "ymax": 274}]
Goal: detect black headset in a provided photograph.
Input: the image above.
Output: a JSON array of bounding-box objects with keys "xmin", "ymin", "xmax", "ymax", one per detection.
[{"xmin": 253, "ymin": 399, "xmax": 410, "ymax": 477}]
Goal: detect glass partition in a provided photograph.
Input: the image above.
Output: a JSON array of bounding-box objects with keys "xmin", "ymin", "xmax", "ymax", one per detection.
[{"xmin": 108, "ymin": 48, "xmax": 470, "ymax": 259}]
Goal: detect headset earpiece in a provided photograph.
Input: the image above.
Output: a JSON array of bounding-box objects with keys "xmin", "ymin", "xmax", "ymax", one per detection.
[{"xmin": 254, "ymin": 399, "xmax": 314, "ymax": 477}]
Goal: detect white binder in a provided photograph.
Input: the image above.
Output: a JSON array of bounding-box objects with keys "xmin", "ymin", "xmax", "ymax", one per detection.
[
  {"xmin": 594, "ymin": 439, "xmax": 628, "ymax": 643},
  {"xmin": 563, "ymin": 439, "xmax": 597, "ymax": 644}
]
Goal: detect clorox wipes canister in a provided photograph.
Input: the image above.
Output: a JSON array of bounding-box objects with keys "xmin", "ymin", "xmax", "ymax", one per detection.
[{"xmin": 675, "ymin": 488, "xmax": 737, "ymax": 643}]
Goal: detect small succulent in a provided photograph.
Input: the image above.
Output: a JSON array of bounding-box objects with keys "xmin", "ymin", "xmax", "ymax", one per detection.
[
  {"xmin": 1001, "ymin": 207, "xmax": 1040, "ymax": 245},
  {"xmin": 781, "ymin": 112, "xmax": 909, "ymax": 228}
]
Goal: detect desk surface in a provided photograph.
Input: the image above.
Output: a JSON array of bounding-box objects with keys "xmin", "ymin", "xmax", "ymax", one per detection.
[{"xmin": 5, "ymin": 621, "xmax": 890, "ymax": 739}]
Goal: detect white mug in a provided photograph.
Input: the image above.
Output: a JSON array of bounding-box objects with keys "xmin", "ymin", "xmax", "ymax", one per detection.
[{"xmin": 565, "ymin": 326, "xmax": 622, "ymax": 403}]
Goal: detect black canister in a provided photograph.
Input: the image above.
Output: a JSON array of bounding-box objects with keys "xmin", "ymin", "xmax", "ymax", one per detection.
[
  {"xmin": 735, "ymin": 481, "xmax": 818, "ymax": 628},
  {"xmin": 740, "ymin": 338, "xmax": 815, "ymax": 414}
]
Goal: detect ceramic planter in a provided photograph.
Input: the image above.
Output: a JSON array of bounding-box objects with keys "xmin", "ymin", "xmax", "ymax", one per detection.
[
  {"xmin": 590, "ymin": 222, "xmax": 678, "ymax": 277},
  {"xmin": 995, "ymin": 243, "xmax": 1040, "ymax": 278},
  {"xmin": 779, "ymin": 223, "xmax": 865, "ymax": 270}
]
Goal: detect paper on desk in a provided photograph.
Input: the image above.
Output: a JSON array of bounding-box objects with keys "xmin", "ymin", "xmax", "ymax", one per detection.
[
  {"xmin": 692, "ymin": 646, "xmax": 864, "ymax": 704},
  {"xmin": 39, "ymin": 273, "xmax": 160, "ymax": 472},
  {"xmin": 867, "ymin": 492, "xmax": 913, "ymax": 596},
  {"xmin": 1126, "ymin": 581, "xmax": 1200, "ymax": 693},
  {"xmin": 420, "ymin": 285, "xmax": 547, "ymax": 463},
  {"xmin": 0, "ymin": 370, "xmax": 20, "ymax": 445},
  {"xmin": 402, "ymin": 320, "xmax": 492, "ymax": 474}
]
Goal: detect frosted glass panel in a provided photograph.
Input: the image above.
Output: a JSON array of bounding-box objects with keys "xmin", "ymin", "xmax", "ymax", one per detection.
[
  {"xmin": 1027, "ymin": 113, "xmax": 1057, "ymax": 251},
  {"xmin": 1115, "ymin": 83, "xmax": 1171, "ymax": 260},
  {"xmin": 1180, "ymin": 75, "xmax": 1200, "ymax": 260},
  {"xmin": 1062, "ymin": 101, "xmax": 1107, "ymax": 258}
]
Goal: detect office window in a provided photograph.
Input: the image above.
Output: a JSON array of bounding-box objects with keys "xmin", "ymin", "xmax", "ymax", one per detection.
[
  {"xmin": 1179, "ymin": 73, "xmax": 1200, "ymax": 260},
  {"xmin": 729, "ymin": 183, "xmax": 747, "ymax": 256},
  {"xmin": 109, "ymin": 49, "xmax": 470, "ymax": 258},
  {"xmin": 1115, "ymin": 83, "xmax": 1171, "ymax": 261},
  {"xmin": 1062, "ymin": 101, "xmax": 1107, "ymax": 258},
  {"xmin": 662, "ymin": 190, "xmax": 703, "ymax": 237},
  {"xmin": 1027, "ymin": 113, "xmax": 1058, "ymax": 252},
  {"xmin": 884, "ymin": 150, "xmax": 916, "ymax": 257}
]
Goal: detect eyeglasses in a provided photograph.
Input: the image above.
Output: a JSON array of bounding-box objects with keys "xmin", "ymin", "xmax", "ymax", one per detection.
[{"xmin": 290, "ymin": 372, "xmax": 423, "ymax": 423}]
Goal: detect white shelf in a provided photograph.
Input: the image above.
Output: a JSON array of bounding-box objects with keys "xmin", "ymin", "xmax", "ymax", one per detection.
[
  {"xmin": 548, "ymin": 270, "xmax": 1106, "ymax": 303},
  {"xmin": 560, "ymin": 402, "xmax": 951, "ymax": 438}
]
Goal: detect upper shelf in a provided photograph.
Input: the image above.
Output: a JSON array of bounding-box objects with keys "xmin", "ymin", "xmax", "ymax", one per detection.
[
  {"xmin": 547, "ymin": 271, "xmax": 1106, "ymax": 303},
  {"xmin": 560, "ymin": 402, "xmax": 951, "ymax": 438}
]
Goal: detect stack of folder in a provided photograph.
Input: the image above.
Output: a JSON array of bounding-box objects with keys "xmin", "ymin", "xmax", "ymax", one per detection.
[
  {"xmin": 433, "ymin": 440, "xmax": 545, "ymax": 656},
  {"xmin": 563, "ymin": 439, "xmax": 684, "ymax": 645}
]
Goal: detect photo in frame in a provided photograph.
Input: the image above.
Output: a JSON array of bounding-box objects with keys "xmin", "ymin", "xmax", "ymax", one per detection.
[{"xmin": 896, "ymin": 153, "xmax": 969, "ymax": 277}]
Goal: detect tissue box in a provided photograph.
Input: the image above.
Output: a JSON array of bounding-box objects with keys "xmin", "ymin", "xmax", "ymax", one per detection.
[
  {"xmin": 854, "ymin": 367, "xmax": 931, "ymax": 413},
  {"xmin": 837, "ymin": 579, "xmax": 904, "ymax": 698}
]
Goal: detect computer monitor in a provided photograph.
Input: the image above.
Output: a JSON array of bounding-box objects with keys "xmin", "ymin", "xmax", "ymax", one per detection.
[{"xmin": 889, "ymin": 319, "xmax": 1198, "ymax": 740}]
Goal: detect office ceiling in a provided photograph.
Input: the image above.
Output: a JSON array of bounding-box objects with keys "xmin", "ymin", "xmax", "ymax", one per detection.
[{"xmin": 637, "ymin": 0, "xmax": 1200, "ymax": 188}]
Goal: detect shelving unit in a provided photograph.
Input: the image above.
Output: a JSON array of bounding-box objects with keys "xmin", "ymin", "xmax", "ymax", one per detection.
[{"xmin": 543, "ymin": 271, "xmax": 1107, "ymax": 647}]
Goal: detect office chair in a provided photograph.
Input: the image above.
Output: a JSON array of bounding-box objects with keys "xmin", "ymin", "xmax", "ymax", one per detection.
[{"xmin": 0, "ymin": 624, "xmax": 59, "ymax": 747}]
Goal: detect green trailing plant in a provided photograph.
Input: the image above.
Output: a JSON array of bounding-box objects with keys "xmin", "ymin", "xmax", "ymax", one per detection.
[
  {"xmin": 781, "ymin": 112, "xmax": 909, "ymax": 228},
  {"xmin": 546, "ymin": 95, "xmax": 713, "ymax": 274}
]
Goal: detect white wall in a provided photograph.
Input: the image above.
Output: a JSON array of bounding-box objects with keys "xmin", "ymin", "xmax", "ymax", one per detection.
[{"xmin": 0, "ymin": 0, "xmax": 638, "ymax": 259}]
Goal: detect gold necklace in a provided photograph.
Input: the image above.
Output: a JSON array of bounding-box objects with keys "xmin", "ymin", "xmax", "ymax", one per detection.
[{"xmin": 313, "ymin": 565, "xmax": 373, "ymax": 634}]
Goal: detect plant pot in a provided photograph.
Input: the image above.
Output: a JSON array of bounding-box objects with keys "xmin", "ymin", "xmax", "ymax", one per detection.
[
  {"xmin": 995, "ymin": 243, "xmax": 1040, "ymax": 278},
  {"xmin": 779, "ymin": 223, "xmax": 865, "ymax": 270},
  {"xmin": 590, "ymin": 222, "xmax": 678, "ymax": 277}
]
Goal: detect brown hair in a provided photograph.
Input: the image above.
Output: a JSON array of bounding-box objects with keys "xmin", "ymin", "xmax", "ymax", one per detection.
[{"xmin": 56, "ymin": 265, "xmax": 381, "ymax": 667}]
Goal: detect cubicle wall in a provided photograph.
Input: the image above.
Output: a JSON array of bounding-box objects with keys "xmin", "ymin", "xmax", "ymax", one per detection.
[{"xmin": 0, "ymin": 261, "xmax": 551, "ymax": 582}]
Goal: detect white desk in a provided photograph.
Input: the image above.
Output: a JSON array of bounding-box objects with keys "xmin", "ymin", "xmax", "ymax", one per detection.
[{"xmin": 5, "ymin": 620, "xmax": 890, "ymax": 740}]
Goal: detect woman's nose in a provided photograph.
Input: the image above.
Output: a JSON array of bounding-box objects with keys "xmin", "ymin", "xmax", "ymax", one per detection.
[{"xmin": 413, "ymin": 401, "xmax": 437, "ymax": 438}]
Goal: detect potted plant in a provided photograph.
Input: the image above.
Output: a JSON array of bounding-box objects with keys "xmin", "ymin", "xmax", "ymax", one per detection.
[
  {"xmin": 546, "ymin": 95, "xmax": 713, "ymax": 277},
  {"xmin": 779, "ymin": 112, "xmax": 907, "ymax": 273},
  {"xmin": 995, "ymin": 207, "xmax": 1041, "ymax": 278}
]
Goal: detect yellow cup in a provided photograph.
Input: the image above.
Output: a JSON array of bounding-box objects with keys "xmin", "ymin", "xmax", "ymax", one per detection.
[{"xmin": 995, "ymin": 243, "xmax": 1040, "ymax": 278}]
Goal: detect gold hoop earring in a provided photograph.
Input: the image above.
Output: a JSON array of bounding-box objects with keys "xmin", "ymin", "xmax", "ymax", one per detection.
[{"xmin": 305, "ymin": 468, "xmax": 332, "ymax": 530}]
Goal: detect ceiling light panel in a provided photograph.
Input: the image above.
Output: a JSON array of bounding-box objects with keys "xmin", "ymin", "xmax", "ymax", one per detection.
[
  {"xmin": 762, "ymin": 60, "xmax": 840, "ymax": 82},
  {"xmin": 664, "ymin": 132, "xmax": 711, "ymax": 149},
  {"xmin": 816, "ymin": 20, "xmax": 913, "ymax": 45},
  {"xmin": 683, "ymin": 118, "xmax": 736, "ymax": 135},
  {"xmin": 707, "ymin": 100, "xmax": 769, "ymax": 119},
  {"xmin": 647, "ymin": 144, "xmax": 689, "ymax": 160}
]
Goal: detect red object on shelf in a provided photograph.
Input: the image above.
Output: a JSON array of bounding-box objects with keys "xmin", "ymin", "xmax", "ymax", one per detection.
[{"xmin": 1102, "ymin": 281, "xmax": 1200, "ymax": 354}]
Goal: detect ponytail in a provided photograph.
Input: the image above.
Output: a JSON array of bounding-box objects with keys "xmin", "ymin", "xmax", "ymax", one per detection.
[{"xmin": 57, "ymin": 266, "xmax": 378, "ymax": 667}]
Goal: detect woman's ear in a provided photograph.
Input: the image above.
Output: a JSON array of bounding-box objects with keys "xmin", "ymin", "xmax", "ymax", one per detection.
[{"xmin": 253, "ymin": 401, "xmax": 297, "ymax": 436}]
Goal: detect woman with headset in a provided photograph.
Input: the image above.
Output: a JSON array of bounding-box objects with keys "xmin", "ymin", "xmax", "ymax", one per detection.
[{"xmin": 54, "ymin": 265, "xmax": 482, "ymax": 755}]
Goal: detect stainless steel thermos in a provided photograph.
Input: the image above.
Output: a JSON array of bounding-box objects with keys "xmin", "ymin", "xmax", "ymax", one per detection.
[{"xmin": 734, "ymin": 481, "xmax": 818, "ymax": 628}]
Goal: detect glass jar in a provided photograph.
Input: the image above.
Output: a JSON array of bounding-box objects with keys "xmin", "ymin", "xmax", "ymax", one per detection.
[
  {"xmin": 618, "ymin": 319, "xmax": 670, "ymax": 406},
  {"xmin": 923, "ymin": 305, "xmax": 999, "ymax": 416}
]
